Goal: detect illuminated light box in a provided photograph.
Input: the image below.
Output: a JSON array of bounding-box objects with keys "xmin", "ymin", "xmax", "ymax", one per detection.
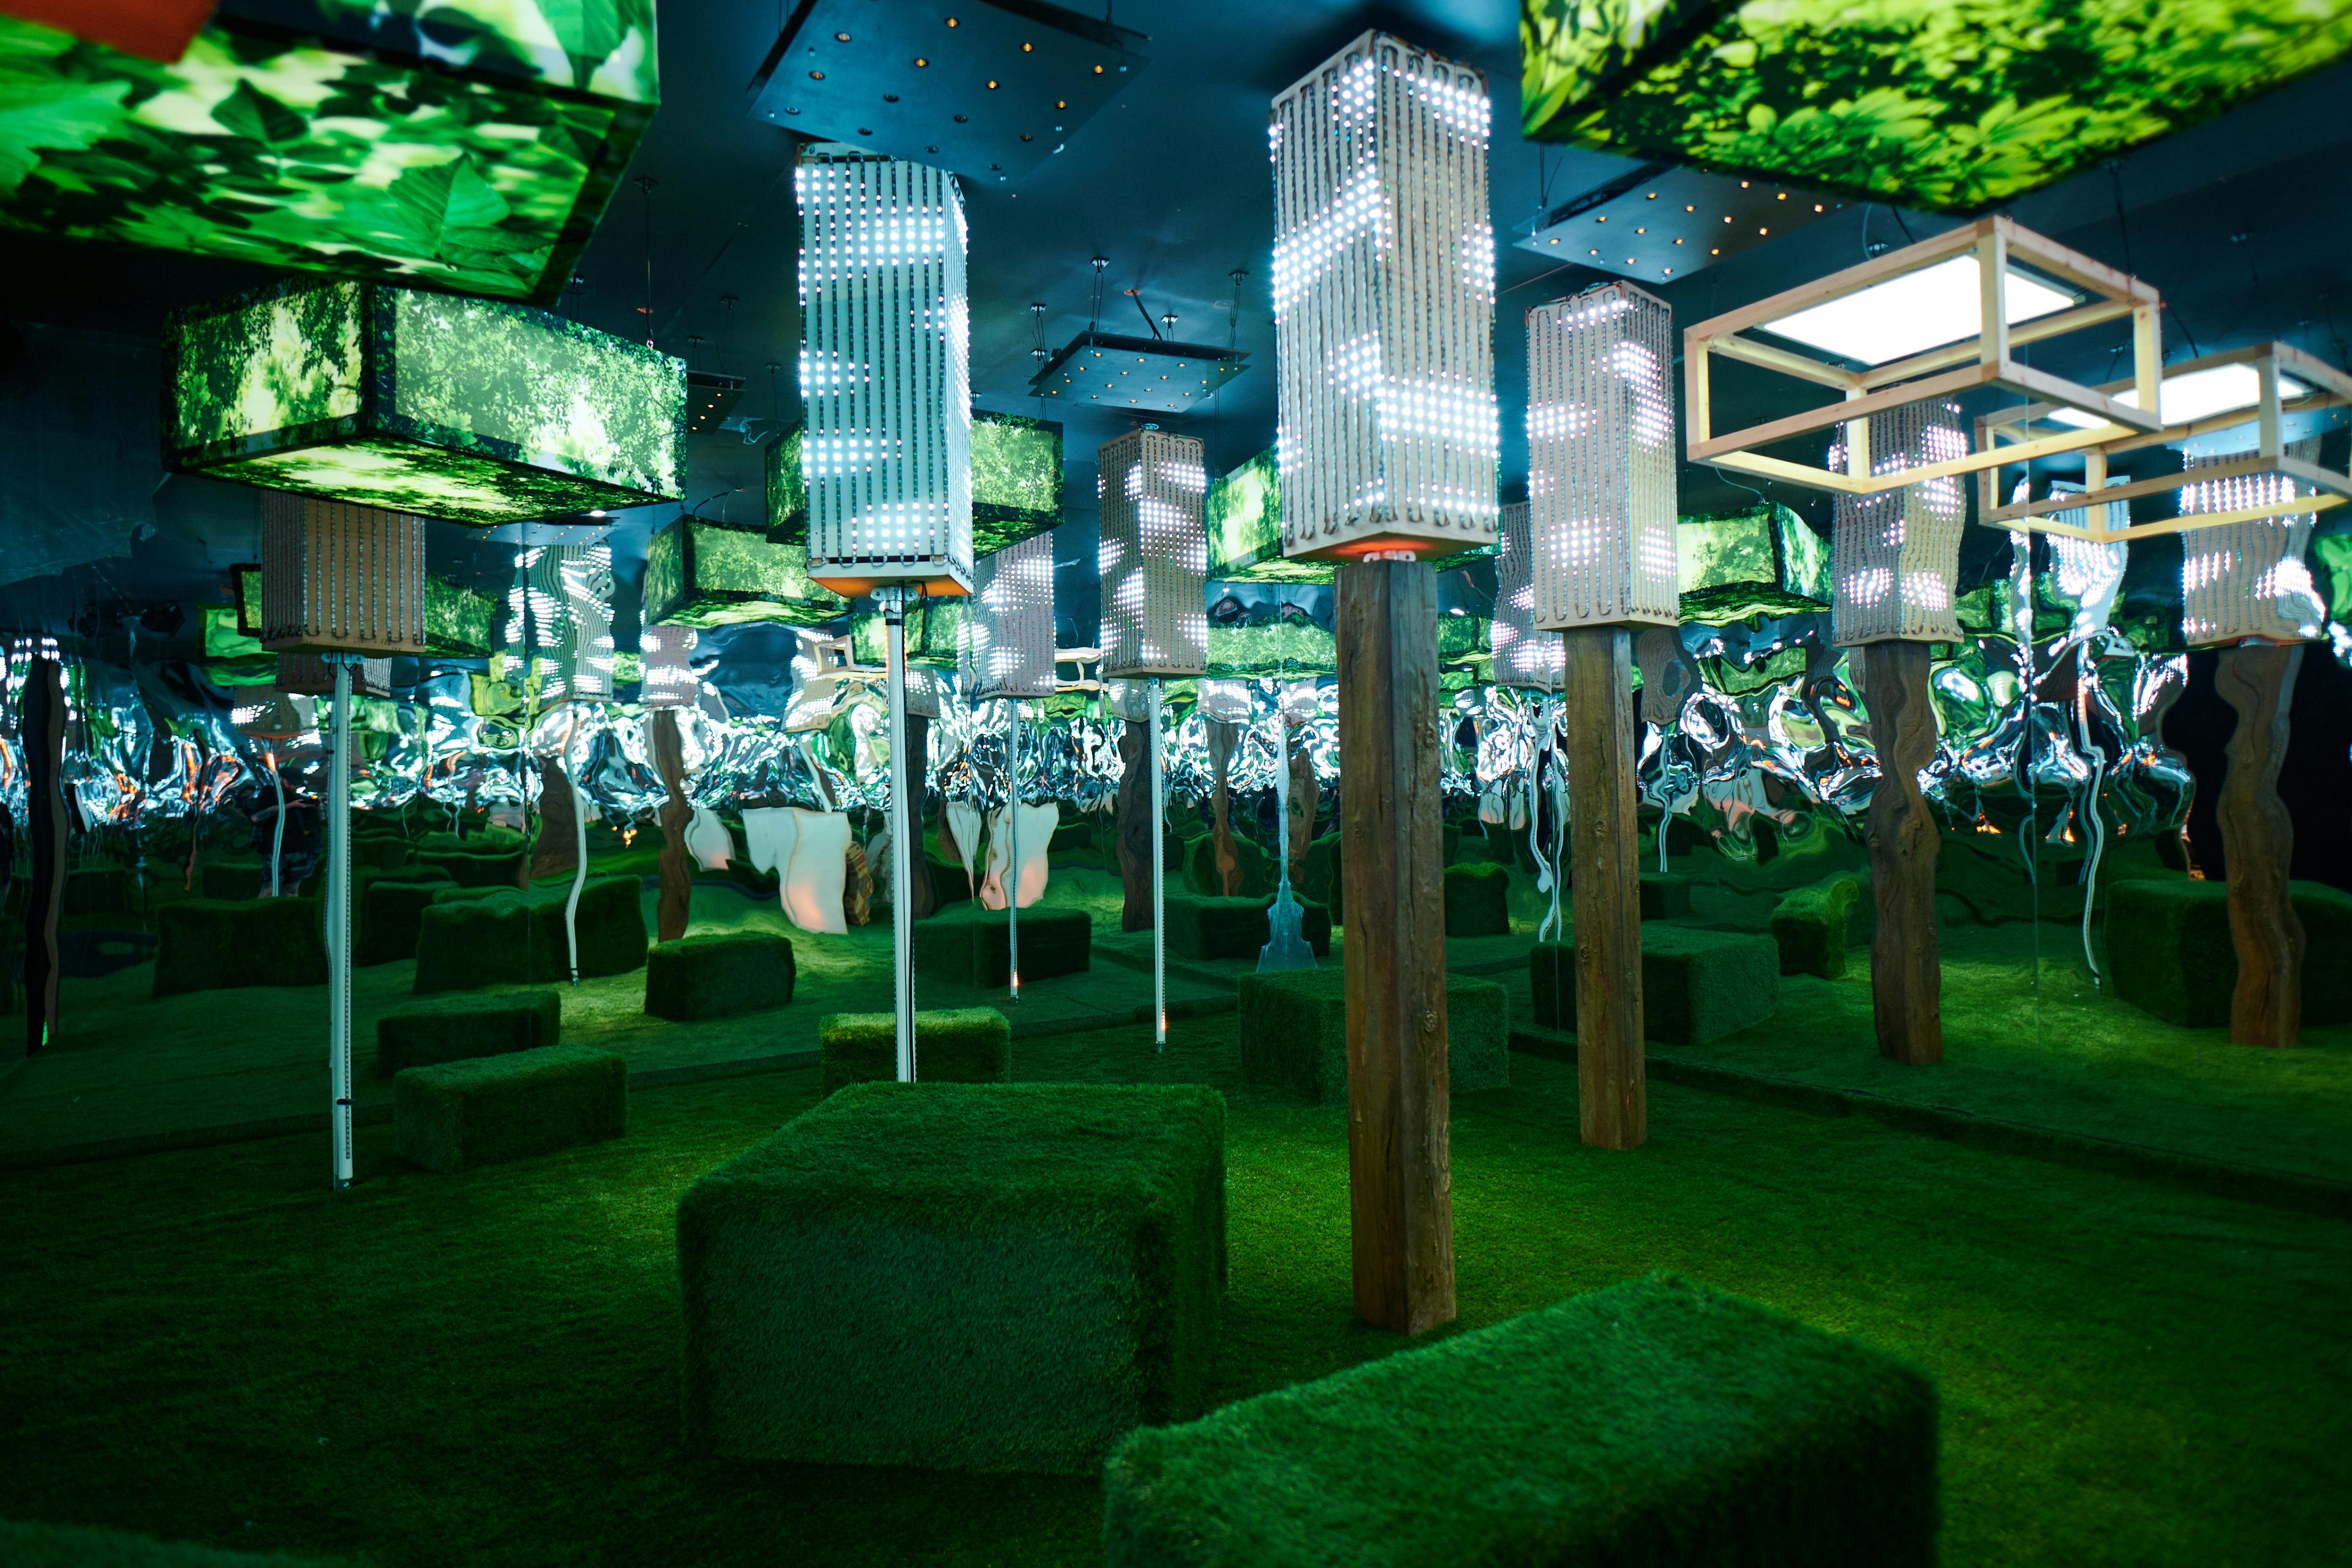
[
  {"xmin": 1207, "ymin": 448, "xmax": 1327, "ymax": 585},
  {"xmin": 534, "ymin": 543, "xmax": 614, "ymax": 703},
  {"xmin": 968, "ymin": 533, "xmax": 1058, "ymax": 701},
  {"xmin": 1525, "ymin": 281, "xmax": 1679, "ymax": 631},
  {"xmin": 1490, "ymin": 502, "xmax": 1563, "ymax": 692},
  {"xmin": 1271, "ymin": 31, "xmax": 1499, "ymax": 562},
  {"xmin": 0, "ymin": 0, "xmax": 657, "ymax": 302},
  {"xmin": 639, "ymin": 625, "xmax": 700, "ymax": 709},
  {"xmin": 1683, "ymin": 218, "xmax": 2162, "ymax": 497},
  {"xmin": 766, "ymin": 426, "xmax": 809, "ymax": 543},
  {"xmin": 1031, "ymin": 331, "xmax": 1250, "ymax": 416},
  {"xmin": 1513, "ymin": 164, "xmax": 1841, "ymax": 283},
  {"xmin": 851, "ymin": 599, "xmax": 967, "ymax": 671},
  {"xmin": 2179, "ymin": 441, "xmax": 2331, "ymax": 647},
  {"xmin": 1204, "ymin": 620, "xmax": 1339, "ymax": 678},
  {"xmin": 426, "ymin": 576, "xmax": 498, "ymax": 660},
  {"xmin": 644, "ymin": 518, "xmax": 850, "ymax": 630},
  {"xmin": 166, "ymin": 281, "xmax": 687, "ymax": 524},
  {"xmin": 1098, "ymin": 428, "xmax": 1208, "ymax": 679},
  {"xmin": 1677, "ymin": 502, "xmax": 1832, "ymax": 624},
  {"xmin": 256, "ymin": 495, "xmax": 427, "ymax": 655},
  {"xmin": 1977, "ymin": 342, "xmax": 2352, "ymax": 542},
  {"xmin": 1519, "ymin": 0, "xmax": 2352, "ymax": 213},
  {"xmin": 971, "ymin": 412, "xmax": 1065, "ymax": 552},
  {"xmin": 1830, "ymin": 403, "xmax": 1967, "ymax": 646},
  {"xmin": 797, "ymin": 146, "xmax": 973, "ymax": 597}
]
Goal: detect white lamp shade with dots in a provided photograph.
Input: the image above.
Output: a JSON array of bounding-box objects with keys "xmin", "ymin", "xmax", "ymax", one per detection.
[
  {"xmin": 1098, "ymin": 428, "xmax": 1208, "ymax": 679},
  {"xmin": 968, "ymin": 531, "xmax": 1058, "ymax": 700},
  {"xmin": 639, "ymin": 624, "xmax": 699, "ymax": 709},
  {"xmin": 1270, "ymin": 31, "xmax": 1497, "ymax": 562},
  {"xmin": 1525, "ymin": 282, "xmax": 1679, "ymax": 633},
  {"xmin": 1831, "ymin": 404, "xmax": 1969, "ymax": 646},
  {"xmin": 258, "ymin": 494, "xmax": 426, "ymax": 655},
  {"xmin": 2180, "ymin": 440, "xmax": 2329, "ymax": 647},
  {"xmin": 796, "ymin": 145, "xmax": 973, "ymax": 598},
  {"xmin": 1490, "ymin": 502, "xmax": 1564, "ymax": 690}
]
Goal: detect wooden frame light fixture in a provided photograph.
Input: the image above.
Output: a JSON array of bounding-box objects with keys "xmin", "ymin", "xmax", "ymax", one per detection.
[{"xmin": 1683, "ymin": 217, "xmax": 2162, "ymax": 496}]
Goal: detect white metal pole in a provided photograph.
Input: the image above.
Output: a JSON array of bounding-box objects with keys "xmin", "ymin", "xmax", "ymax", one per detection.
[
  {"xmin": 565, "ymin": 763, "xmax": 587, "ymax": 986},
  {"xmin": 326, "ymin": 657, "xmax": 353, "ymax": 1189},
  {"xmin": 886, "ymin": 590, "xmax": 917, "ymax": 1081},
  {"xmin": 1272, "ymin": 706, "xmax": 1289, "ymax": 899},
  {"xmin": 1006, "ymin": 700, "xmax": 1021, "ymax": 1003},
  {"xmin": 268, "ymin": 752, "xmax": 286, "ymax": 897},
  {"xmin": 1150, "ymin": 676, "xmax": 1166, "ymax": 1052}
]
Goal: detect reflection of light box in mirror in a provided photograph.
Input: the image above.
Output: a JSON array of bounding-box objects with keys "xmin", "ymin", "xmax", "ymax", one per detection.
[
  {"xmin": 971, "ymin": 412, "xmax": 1064, "ymax": 552},
  {"xmin": 968, "ymin": 533, "xmax": 1058, "ymax": 701},
  {"xmin": 1830, "ymin": 403, "xmax": 1968, "ymax": 646},
  {"xmin": 852, "ymin": 600, "xmax": 965, "ymax": 671},
  {"xmin": 644, "ymin": 518, "xmax": 850, "ymax": 629},
  {"xmin": 1513, "ymin": 164, "xmax": 1841, "ymax": 283},
  {"xmin": 1098, "ymin": 428, "xmax": 1208, "ymax": 679},
  {"xmin": 1490, "ymin": 502, "xmax": 1564, "ymax": 692},
  {"xmin": 1676, "ymin": 503, "xmax": 1831, "ymax": 624},
  {"xmin": 1208, "ymin": 448, "xmax": 1327, "ymax": 584}
]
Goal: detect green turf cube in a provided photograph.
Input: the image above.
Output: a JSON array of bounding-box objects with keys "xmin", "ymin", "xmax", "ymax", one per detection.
[
  {"xmin": 1184, "ymin": 833, "xmax": 1270, "ymax": 897},
  {"xmin": 644, "ymin": 932, "xmax": 796, "ymax": 1021},
  {"xmin": 0, "ymin": 1518, "xmax": 341, "ymax": 1566},
  {"xmin": 1640, "ymin": 871, "xmax": 1693, "ymax": 920},
  {"xmin": 62, "ymin": 865, "xmax": 134, "ymax": 917},
  {"xmin": 413, "ymin": 878, "xmax": 645, "ymax": 993},
  {"xmin": 910, "ymin": 906, "xmax": 1090, "ymax": 988},
  {"xmin": 417, "ymin": 846, "xmax": 526, "ymax": 889},
  {"xmin": 1163, "ymin": 895, "xmax": 1332, "ymax": 961},
  {"xmin": 820, "ymin": 1008, "xmax": 1010, "ymax": 1095},
  {"xmin": 1773, "ymin": 878, "xmax": 1863, "ymax": 978},
  {"xmin": 678, "ymin": 1081, "xmax": 1226, "ymax": 1474},
  {"xmin": 356, "ymin": 869, "xmax": 458, "ymax": 965},
  {"xmin": 393, "ymin": 1044, "xmax": 625, "ymax": 1172},
  {"xmin": 152, "ymin": 899, "xmax": 327, "ymax": 997},
  {"xmin": 1102, "ymin": 1272, "xmax": 1937, "ymax": 1567},
  {"xmin": 2105, "ymin": 878, "xmax": 2352, "ymax": 1027},
  {"xmin": 200, "ymin": 862, "xmax": 309, "ymax": 901},
  {"xmin": 1442, "ymin": 862, "xmax": 1510, "ymax": 938},
  {"xmin": 376, "ymin": 990, "xmax": 561, "ymax": 1077},
  {"xmin": 1235, "ymin": 969, "xmax": 1508, "ymax": 1105},
  {"xmin": 1530, "ymin": 926, "xmax": 1781, "ymax": 1044}
]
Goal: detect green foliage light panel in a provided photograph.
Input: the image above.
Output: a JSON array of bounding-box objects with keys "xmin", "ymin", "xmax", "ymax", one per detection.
[
  {"xmin": 1676, "ymin": 503, "xmax": 1833, "ymax": 625},
  {"xmin": 645, "ymin": 519, "xmax": 848, "ymax": 630},
  {"xmin": 971, "ymin": 412, "xmax": 1063, "ymax": 554},
  {"xmin": 850, "ymin": 601, "xmax": 965, "ymax": 670},
  {"xmin": 167, "ymin": 279, "xmax": 686, "ymax": 524},
  {"xmin": 1520, "ymin": 0, "xmax": 2352, "ymax": 211},
  {"xmin": 1207, "ymin": 448, "xmax": 1330, "ymax": 586},
  {"xmin": 0, "ymin": 1, "xmax": 655, "ymax": 301}
]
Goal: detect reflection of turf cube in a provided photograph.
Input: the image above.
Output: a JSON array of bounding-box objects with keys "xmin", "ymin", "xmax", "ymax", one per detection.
[
  {"xmin": 153, "ymin": 899, "xmax": 327, "ymax": 997},
  {"xmin": 0, "ymin": 1518, "xmax": 341, "ymax": 1566},
  {"xmin": 1163, "ymin": 895, "xmax": 1332, "ymax": 961},
  {"xmin": 820, "ymin": 1008, "xmax": 1009, "ymax": 1095},
  {"xmin": 911, "ymin": 906, "xmax": 1090, "ymax": 988},
  {"xmin": 417, "ymin": 846, "xmax": 526, "ymax": 889},
  {"xmin": 201, "ymin": 862, "xmax": 309, "ymax": 900},
  {"xmin": 1639, "ymin": 872, "xmax": 1692, "ymax": 920},
  {"xmin": 1185, "ymin": 834, "xmax": 1270, "ymax": 898},
  {"xmin": 393, "ymin": 1044, "xmax": 626, "ymax": 1172},
  {"xmin": 678, "ymin": 1081, "xmax": 1226, "ymax": 1474},
  {"xmin": 1531, "ymin": 926, "xmax": 1779, "ymax": 1044},
  {"xmin": 1103, "ymin": 1272, "xmax": 1937, "ymax": 1567},
  {"xmin": 377, "ymin": 990, "xmax": 561, "ymax": 1077},
  {"xmin": 1442, "ymin": 863, "xmax": 1511, "ymax": 937},
  {"xmin": 413, "ymin": 878, "xmax": 645, "ymax": 993},
  {"xmin": 1236, "ymin": 969, "xmax": 1507, "ymax": 1105},
  {"xmin": 356, "ymin": 868, "xmax": 458, "ymax": 965},
  {"xmin": 2106, "ymin": 878, "xmax": 2352, "ymax": 1027},
  {"xmin": 1772, "ymin": 878, "xmax": 1863, "ymax": 978},
  {"xmin": 644, "ymin": 932, "xmax": 795, "ymax": 1021}
]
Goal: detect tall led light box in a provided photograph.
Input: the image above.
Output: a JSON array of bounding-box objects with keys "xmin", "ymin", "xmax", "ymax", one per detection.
[
  {"xmin": 639, "ymin": 625, "xmax": 700, "ymax": 709},
  {"xmin": 969, "ymin": 533, "xmax": 1059, "ymax": 701},
  {"xmin": 1526, "ymin": 282, "xmax": 1680, "ymax": 633},
  {"xmin": 797, "ymin": 146, "xmax": 974, "ymax": 598},
  {"xmin": 1098, "ymin": 429, "xmax": 1209, "ymax": 679},
  {"xmin": 539, "ymin": 544, "xmax": 615, "ymax": 703},
  {"xmin": 167, "ymin": 281, "xmax": 686, "ymax": 524},
  {"xmin": 255, "ymin": 496, "xmax": 427, "ymax": 655},
  {"xmin": 1270, "ymin": 31, "xmax": 1498, "ymax": 562},
  {"xmin": 1830, "ymin": 404, "xmax": 1967, "ymax": 646},
  {"xmin": 1683, "ymin": 218, "xmax": 2161, "ymax": 497},
  {"xmin": 2180, "ymin": 442, "xmax": 2331, "ymax": 647},
  {"xmin": 1490, "ymin": 503, "xmax": 1563, "ymax": 692}
]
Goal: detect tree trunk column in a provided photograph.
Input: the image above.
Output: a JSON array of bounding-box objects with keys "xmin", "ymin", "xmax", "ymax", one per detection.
[
  {"xmin": 905, "ymin": 714, "xmax": 937, "ymax": 920},
  {"xmin": 1561, "ymin": 627, "xmax": 1645, "ymax": 1150},
  {"xmin": 650, "ymin": 708, "xmax": 692, "ymax": 943},
  {"xmin": 1861, "ymin": 641, "xmax": 1943, "ymax": 1065},
  {"xmin": 1117, "ymin": 718, "xmax": 1155, "ymax": 932},
  {"xmin": 2216, "ymin": 643, "xmax": 2302, "ymax": 1048},
  {"xmin": 1335, "ymin": 558, "xmax": 1454, "ymax": 1337}
]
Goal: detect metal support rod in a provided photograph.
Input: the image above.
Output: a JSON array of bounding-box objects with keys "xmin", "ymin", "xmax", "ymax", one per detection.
[
  {"xmin": 1272, "ymin": 707, "xmax": 1290, "ymax": 900},
  {"xmin": 268, "ymin": 752, "xmax": 287, "ymax": 897},
  {"xmin": 1150, "ymin": 676, "xmax": 1166, "ymax": 1050},
  {"xmin": 885, "ymin": 590, "xmax": 918, "ymax": 1080},
  {"xmin": 565, "ymin": 764, "xmax": 587, "ymax": 986},
  {"xmin": 326, "ymin": 656, "xmax": 355, "ymax": 1189},
  {"xmin": 1006, "ymin": 701, "xmax": 1021, "ymax": 1003}
]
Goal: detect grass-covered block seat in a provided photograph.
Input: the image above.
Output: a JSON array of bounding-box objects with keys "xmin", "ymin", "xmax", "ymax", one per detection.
[
  {"xmin": 1101, "ymin": 1272, "xmax": 1937, "ymax": 1567},
  {"xmin": 393, "ymin": 1044, "xmax": 627, "ymax": 1173},
  {"xmin": 413, "ymin": 878, "xmax": 646, "ymax": 993},
  {"xmin": 415, "ymin": 845, "xmax": 526, "ymax": 889},
  {"xmin": 1442, "ymin": 862, "xmax": 1511, "ymax": 938},
  {"xmin": 1163, "ymin": 895, "xmax": 1332, "ymax": 962},
  {"xmin": 0, "ymin": 1518, "xmax": 341, "ymax": 1566},
  {"xmin": 1640, "ymin": 870, "xmax": 1692, "ymax": 920},
  {"xmin": 910, "ymin": 905, "xmax": 1090, "ymax": 989},
  {"xmin": 820, "ymin": 1008, "xmax": 1010, "ymax": 1095},
  {"xmin": 355, "ymin": 867, "xmax": 458, "ymax": 965},
  {"xmin": 1235, "ymin": 968, "xmax": 1507, "ymax": 1105},
  {"xmin": 2105, "ymin": 877, "xmax": 2352, "ymax": 1027},
  {"xmin": 644, "ymin": 932, "xmax": 796, "ymax": 1021},
  {"xmin": 152, "ymin": 898, "xmax": 327, "ymax": 997},
  {"xmin": 200, "ymin": 862, "xmax": 309, "ymax": 901},
  {"xmin": 678, "ymin": 1080, "xmax": 1226, "ymax": 1474},
  {"xmin": 1530, "ymin": 925, "xmax": 1780, "ymax": 1045},
  {"xmin": 376, "ymin": 990, "xmax": 562, "ymax": 1077},
  {"xmin": 1773, "ymin": 877, "xmax": 1863, "ymax": 979}
]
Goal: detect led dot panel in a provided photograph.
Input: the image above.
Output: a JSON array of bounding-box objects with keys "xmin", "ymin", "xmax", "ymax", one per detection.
[
  {"xmin": 1491, "ymin": 502, "xmax": 1564, "ymax": 691},
  {"xmin": 2180, "ymin": 439, "xmax": 2329, "ymax": 647},
  {"xmin": 1271, "ymin": 31, "xmax": 1498, "ymax": 561},
  {"xmin": 257, "ymin": 494, "xmax": 426, "ymax": 656},
  {"xmin": 797, "ymin": 146, "xmax": 974, "ymax": 595},
  {"xmin": 537, "ymin": 544, "xmax": 614, "ymax": 702},
  {"xmin": 639, "ymin": 624, "xmax": 700, "ymax": 709},
  {"xmin": 1525, "ymin": 282, "xmax": 1679, "ymax": 631},
  {"xmin": 276, "ymin": 654, "xmax": 391, "ymax": 698},
  {"xmin": 1098, "ymin": 428, "xmax": 1208, "ymax": 679},
  {"xmin": 1830, "ymin": 403, "xmax": 1968, "ymax": 646},
  {"xmin": 968, "ymin": 532, "xmax": 1058, "ymax": 700}
]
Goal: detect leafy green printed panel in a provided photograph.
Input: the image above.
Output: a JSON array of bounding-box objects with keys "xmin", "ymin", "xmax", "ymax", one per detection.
[
  {"xmin": 767, "ymin": 424, "xmax": 807, "ymax": 543},
  {"xmin": 1676, "ymin": 506, "xmax": 1775, "ymax": 595},
  {"xmin": 242, "ymin": 0, "xmax": 660, "ymax": 103},
  {"xmin": 1521, "ymin": 0, "xmax": 2352, "ymax": 211},
  {"xmin": 425, "ymin": 575, "xmax": 497, "ymax": 657},
  {"xmin": 1207, "ymin": 448, "xmax": 1333, "ymax": 584},
  {"xmin": 1205, "ymin": 620, "xmax": 1338, "ymax": 677},
  {"xmin": 971, "ymin": 412, "xmax": 1063, "ymax": 522},
  {"xmin": 169, "ymin": 281, "xmax": 362, "ymax": 459},
  {"xmin": 2316, "ymin": 531, "xmax": 2352, "ymax": 623},
  {"xmin": 647, "ymin": 520, "xmax": 849, "ymax": 629}
]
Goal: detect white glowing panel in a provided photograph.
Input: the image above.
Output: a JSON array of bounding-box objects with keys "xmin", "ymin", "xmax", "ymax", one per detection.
[
  {"xmin": 968, "ymin": 532, "xmax": 1057, "ymax": 700},
  {"xmin": 1490, "ymin": 502, "xmax": 1563, "ymax": 690},
  {"xmin": 1830, "ymin": 404, "xmax": 1969, "ymax": 646},
  {"xmin": 639, "ymin": 624, "xmax": 699, "ymax": 709},
  {"xmin": 796, "ymin": 145, "xmax": 973, "ymax": 595},
  {"xmin": 1098, "ymin": 428, "xmax": 1208, "ymax": 679},
  {"xmin": 1525, "ymin": 282, "xmax": 1679, "ymax": 633},
  {"xmin": 1762, "ymin": 257, "xmax": 2075, "ymax": 367},
  {"xmin": 1270, "ymin": 31, "xmax": 1496, "ymax": 560},
  {"xmin": 2180, "ymin": 440, "xmax": 2328, "ymax": 647},
  {"xmin": 548, "ymin": 544, "xmax": 614, "ymax": 701},
  {"xmin": 2046, "ymin": 361, "xmax": 2314, "ymax": 431}
]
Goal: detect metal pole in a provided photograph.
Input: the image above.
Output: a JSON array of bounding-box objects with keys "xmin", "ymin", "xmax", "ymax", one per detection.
[
  {"xmin": 1006, "ymin": 700, "xmax": 1020, "ymax": 1003},
  {"xmin": 268, "ymin": 751, "xmax": 286, "ymax": 897},
  {"xmin": 326, "ymin": 656, "xmax": 354, "ymax": 1189},
  {"xmin": 1150, "ymin": 675, "xmax": 1166, "ymax": 1052},
  {"xmin": 565, "ymin": 763, "xmax": 587, "ymax": 986},
  {"xmin": 885, "ymin": 589, "xmax": 917, "ymax": 1081}
]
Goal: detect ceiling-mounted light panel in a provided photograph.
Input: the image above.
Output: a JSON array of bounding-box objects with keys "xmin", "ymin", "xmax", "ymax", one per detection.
[
  {"xmin": 1030, "ymin": 331, "xmax": 1249, "ymax": 415},
  {"xmin": 1512, "ymin": 164, "xmax": 1842, "ymax": 282},
  {"xmin": 748, "ymin": 0, "xmax": 1147, "ymax": 186}
]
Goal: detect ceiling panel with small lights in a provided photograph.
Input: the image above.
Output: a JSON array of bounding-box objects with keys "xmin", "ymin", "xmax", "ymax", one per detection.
[{"xmin": 1514, "ymin": 165, "xmax": 1842, "ymax": 284}]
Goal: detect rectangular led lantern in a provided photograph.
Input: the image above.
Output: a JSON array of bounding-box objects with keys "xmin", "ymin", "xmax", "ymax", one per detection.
[
  {"xmin": 1098, "ymin": 428, "xmax": 1208, "ymax": 679},
  {"xmin": 968, "ymin": 532, "xmax": 1059, "ymax": 701},
  {"xmin": 1490, "ymin": 502, "xmax": 1564, "ymax": 692},
  {"xmin": 1514, "ymin": 163, "xmax": 1842, "ymax": 284},
  {"xmin": 643, "ymin": 518, "xmax": 850, "ymax": 630},
  {"xmin": 2179, "ymin": 442, "xmax": 2331, "ymax": 647},
  {"xmin": 256, "ymin": 494, "xmax": 427, "ymax": 656},
  {"xmin": 1271, "ymin": 31, "xmax": 1499, "ymax": 562},
  {"xmin": 1031, "ymin": 331, "xmax": 1250, "ymax": 416},
  {"xmin": 167, "ymin": 280, "xmax": 687, "ymax": 525},
  {"xmin": 797, "ymin": 146, "xmax": 974, "ymax": 597},
  {"xmin": 1830, "ymin": 403, "xmax": 1968, "ymax": 646}
]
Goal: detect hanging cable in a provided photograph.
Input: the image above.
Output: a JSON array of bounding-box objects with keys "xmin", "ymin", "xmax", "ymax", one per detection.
[
  {"xmin": 1088, "ymin": 256, "xmax": 1108, "ymax": 334},
  {"xmin": 636, "ymin": 175, "xmax": 658, "ymax": 349}
]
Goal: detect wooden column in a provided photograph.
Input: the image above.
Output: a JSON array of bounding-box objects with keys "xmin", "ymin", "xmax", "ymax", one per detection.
[
  {"xmin": 1208, "ymin": 719, "xmax": 1240, "ymax": 895},
  {"xmin": 1117, "ymin": 718, "xmax": 1155, "ymax": 932},
  {"xmin": 21, "ymin": 658, "xmax": 65, "ymax": 1058},
  {"xmin": 530, "ymin": 758, "xmax": 579, "ymax": 881},
  {"xmin": 650, "ymin": 708, "xmax": 692, "ymax": 943},
  {"xmin": 1860, "ymin": 641, "xmax": 1943, "ymax": 1065},
  {"xmin": 1289, "ymin": 737, "xmax": 1319, "ymax": 886},
  {"xmin": 1335, "ymin": 559, "xmax": 1453, "ymax": 1336},
  {"xmin": 905, "ymin": 714, "xmax": 937, "ymax": 919},
  {"xmin": 2216, "ymin": 643, "xmax": 2304, "ymax": 1048},
  {"xmin": 1561, "ymin": 627, "xmax": 1645, "ymax": 1150}
]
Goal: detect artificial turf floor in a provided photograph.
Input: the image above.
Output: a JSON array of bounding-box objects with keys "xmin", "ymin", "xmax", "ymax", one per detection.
[{"xmin": 2, "ymin": 1013, "xmax": 2346, "ymax": 1567}]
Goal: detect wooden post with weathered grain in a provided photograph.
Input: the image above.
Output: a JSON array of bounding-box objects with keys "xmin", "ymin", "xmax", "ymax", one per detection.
[
  {"xmin": 2216, "ymin": 643, "xmax": 2304, "ymax": 1048},
  {"xmin": 1117, "ymin": 718, "xmax": 1155, "ymax": 932},
  {"xmin": 20, "ymin": 658, "xmax": 65, "ymax": 1058},
  {"xmin": 1560, "ymin": 626, "xmax": 1645, "ymax": 1149},
  {"xmin": 1335, "ymin": 557, "xmax": 1454, "ymax": 1337},
  {"xmin": 650, "ymin": 707, "xmax": 692, "ymax": 943},
  {"xmin": 1860, "ymin": 641, "xmax": 1944, "ymax": 1065}
]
